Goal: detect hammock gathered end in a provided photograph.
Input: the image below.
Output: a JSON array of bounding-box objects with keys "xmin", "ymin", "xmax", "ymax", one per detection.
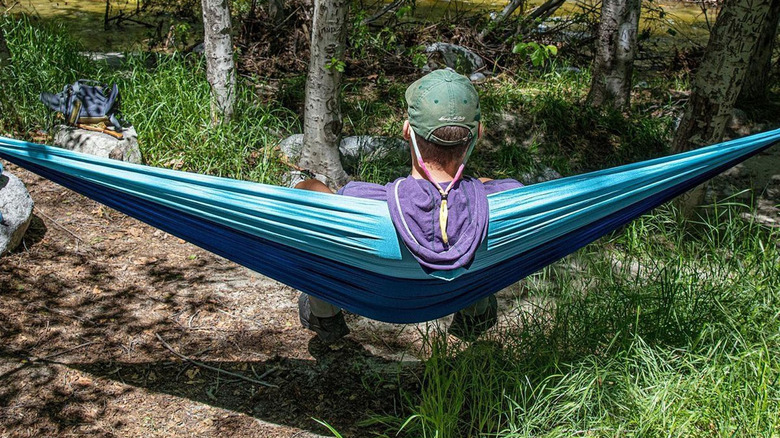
[{"xmin": 1, "ymin": 129, "xmax": 778, "ymax": 323}]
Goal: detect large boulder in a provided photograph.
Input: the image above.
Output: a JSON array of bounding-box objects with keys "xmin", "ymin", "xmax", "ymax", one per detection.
[
  {"xmin": 54, "ymin": 125, "xmax": 143, "ymax": 164},
  {"xmin": 0, "ymin": 167, "xmax": 34, "ymax": 255},
  {"xmin": 423, "ymin": 43, "xmax": 485, "ymax": 79},
  {"xmin": 278, "ymin": 135, "xmax": 406, "ymax": 161}
]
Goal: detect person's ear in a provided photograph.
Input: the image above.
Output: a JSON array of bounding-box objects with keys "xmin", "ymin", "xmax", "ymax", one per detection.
[
  {"xmin": 477, "ymin": 122, "xmax": 484, "ymax": 139},
  {"xmin": 403, "ymin": 120, "xmax": 411, "ymax": 140}
]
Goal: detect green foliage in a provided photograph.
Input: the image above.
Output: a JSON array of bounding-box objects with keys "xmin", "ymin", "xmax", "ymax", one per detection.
[
  {"xmin": 325, "ymin": 57, "xmax": 346, "ymax": 73},
  {"xmin": 0, "ymin": 16, "xmax": 97, "ymax": 134},
  {"xmin": 388, "ymin": 202, "xmax": 780, "ymax": 437},
  {"xmin": 0, "ymin": 17, "xmax": 296, "ymax": 183},
  {"xmin": 513, "ymin": 42, "xmax": 559, "ymax": 67}
]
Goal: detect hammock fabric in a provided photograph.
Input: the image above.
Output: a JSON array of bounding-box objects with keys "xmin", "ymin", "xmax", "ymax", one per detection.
[{"xmin": 1, "ymin": 130, "xmax": 778, "ymax": 323}]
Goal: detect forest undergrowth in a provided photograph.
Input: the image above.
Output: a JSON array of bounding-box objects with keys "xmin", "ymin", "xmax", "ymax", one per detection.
[{"xmin": 1, "ymin": 14, "xmax": 779, "ymax": 438}]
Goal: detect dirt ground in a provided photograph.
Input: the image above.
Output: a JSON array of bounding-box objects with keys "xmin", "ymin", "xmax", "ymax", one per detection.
[
  {"xmin": 0, "ymin": 163, "xmax": 441, "ymax": 438},
  {"xmin": 1, "ymin": 139, "xmax": 778, "ymax": 437}
]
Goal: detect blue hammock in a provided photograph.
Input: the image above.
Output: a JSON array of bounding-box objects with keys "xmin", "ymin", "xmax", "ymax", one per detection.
[{"xmin": 1, "ymin": 130, "xmax": 778, "ymax": 323}]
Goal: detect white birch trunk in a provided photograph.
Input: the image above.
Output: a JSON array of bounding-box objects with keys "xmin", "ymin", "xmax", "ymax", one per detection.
[
  {"xmin": 587, "ymin": 0, "xmax": 641, "ymax": 110},
  {"xmin": 299, "ymin": 0, "xmax": 349, "ymax": 187},
  {"xmin": 672, "ymin": 0, "xmax": 774, "ymax": 153},
  {"xmin": 202, "ymin": 0, "xmax": 236, "ymax": 124}
]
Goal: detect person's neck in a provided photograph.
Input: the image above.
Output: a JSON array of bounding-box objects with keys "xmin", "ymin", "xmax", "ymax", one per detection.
[{"xmin": 411, "ymin": 161, "xmax": 460, "ymax": 182}]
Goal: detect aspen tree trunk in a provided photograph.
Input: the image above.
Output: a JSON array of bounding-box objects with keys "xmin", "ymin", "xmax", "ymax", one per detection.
[
  {"xmin": 202, "ymin": 0, "xmax": 236, "ymax": 123},
  {"xmin": 587, "ymin": 0, "xmax": 641, "ymax": 110},
  {"xmin": 672, "ymin": 0, "xmax": 773, "ymax": 214},
  {"xmin": 737, "ymin": 0, "xmax": 780, "ymax": 104},
  {"xmin": 478, "ymin": 0, "xmax": 525, "ymax": 41},
  {"xmin": 299, "ymin": 0, "xmax": 349, "ymax": 187}
]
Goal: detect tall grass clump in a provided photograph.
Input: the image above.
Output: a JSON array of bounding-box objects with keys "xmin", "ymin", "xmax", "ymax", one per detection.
[
  {"xmin": 390, "ymin": 202, "xmax": 779, "ymax": 437},
  {"xmin": 0, "ymin": 17, "xmax": 297, "ymax": 183},
  {"xmin": 0, "ymin": 16, "xmax": 97, "ymax": 134},
  {"xmin": 113, "ymin": 54, "xmax": 297, "ymax": 181}
]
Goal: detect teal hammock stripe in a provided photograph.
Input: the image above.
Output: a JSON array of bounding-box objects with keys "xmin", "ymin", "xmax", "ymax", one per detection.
[{"xmin": 0, "ymin": 130, "xmax": 778, "ymax": 322}]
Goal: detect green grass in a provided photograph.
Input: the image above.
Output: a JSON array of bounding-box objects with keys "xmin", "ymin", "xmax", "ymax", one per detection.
[
  {"xmin": 377, "ymin": 201, "xmax": 780, "ymax": 438},
  {"xmin": 0, "ymin": 16, "xmax": 297, "ymax": 183},
  {"xmin": 3, "ymin": 17, "xmax": 778, "ymax": 438}
]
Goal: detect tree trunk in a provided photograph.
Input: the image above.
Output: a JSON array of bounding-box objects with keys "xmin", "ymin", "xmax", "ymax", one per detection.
[
  {"xmin": 586, "ymin": 0, "xmax": 641, "ymax": 110},
  {"xmin": 478, "ymin": 0, "xmax": 525, "ymax": 41},
  {"xmin": 671, "ymin": 0, "xmax": 774, "ymax": 214},
  {"xmin": 737, "ymin": 0, "xmax": 780, "ymax": 104},
  {"xmin": 201, "ymin": 0, "xmax": 236, "ymax": 124},
  {"xmin": 516, "ymin": 0, "xmax": 566, "ymax": 36},
  {"xmin": 299, "ymin": 0, "xmax": 349, "ymax": 187},
  {"xmin": 672, "ymin": 0, "xmax": 774, "ymax": 154},
  {"xmin": 0, "ymin": 26, "xmax": 10, "ymax": 68}
]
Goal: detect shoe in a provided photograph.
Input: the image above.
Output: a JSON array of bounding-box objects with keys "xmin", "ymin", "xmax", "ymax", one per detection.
[
  {"xmin": 298, "ymin": 294, "xmax": 350, "ymax": 343},
  {"xmin": 448, "ymin": 295, "xmax": 498, "ymax": 342}
]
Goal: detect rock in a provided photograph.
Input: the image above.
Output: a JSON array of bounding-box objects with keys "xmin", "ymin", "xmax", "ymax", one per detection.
[
  {"xmin": 728, "ymin": 108, "xmax": 751, "ymax": 136},
  {"xmin": 537, "ymin": 167, "xmax": 562, "ymax": 182},
  {"xmin": 277, "ymin": 134, "xmax": 406, "ymax": 161},
  {"xmin": 0, "ymin": 168, "xmax": 34, "ymax": 255},
  {"xmin": 424, "ymin": 43, "xmax": 485, "ymax": 76},
  {"xmin": 277, "ymin": 134, "xmax": 304, "ymax": 161},
  {"xmin": 80, "ymin": 52, "xmax": 126, "ymax": 68},
  {"xmin": 53, "ymin": 125, "xmax": 143, "ymax": 164},
  {"xmin": 469, "ymin": 72, "xmax": 487, "ymax": 84},
  {"xmin": 338, "ymin": 136, "xmax": 406, "ymax": 158}
]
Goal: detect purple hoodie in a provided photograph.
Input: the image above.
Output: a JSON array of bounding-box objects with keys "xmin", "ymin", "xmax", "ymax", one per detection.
[{"xmin": 338, "ymin": 177, "xmax": 522, "ymax": 273}]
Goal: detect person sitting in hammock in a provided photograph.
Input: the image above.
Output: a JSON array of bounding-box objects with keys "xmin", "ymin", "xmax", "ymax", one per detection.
[{"xmin": 296, "ymin": 68, "xmax": 522, "ymax": 343}]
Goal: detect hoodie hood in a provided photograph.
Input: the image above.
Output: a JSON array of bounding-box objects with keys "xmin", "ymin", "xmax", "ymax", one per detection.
[{"xmin": 386, "ymin": 176, "xmax": 489, "ymax": 274}]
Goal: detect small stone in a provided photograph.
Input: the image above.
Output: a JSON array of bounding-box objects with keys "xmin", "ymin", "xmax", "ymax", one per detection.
[{"xmin": 469, "ymin": 72, "xmax": 487, "ymax": 84}]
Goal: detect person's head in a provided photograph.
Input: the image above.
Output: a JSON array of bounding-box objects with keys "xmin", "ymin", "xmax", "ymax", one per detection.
[{"xmin": 404, "ymin": 69, "xmax": 482, "ymax": 170}]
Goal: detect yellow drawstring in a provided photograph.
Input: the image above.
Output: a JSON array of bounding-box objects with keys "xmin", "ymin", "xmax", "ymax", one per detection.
[{"xmin": 439, "ymin": 197, "xmax": 449, "ymax": 245}]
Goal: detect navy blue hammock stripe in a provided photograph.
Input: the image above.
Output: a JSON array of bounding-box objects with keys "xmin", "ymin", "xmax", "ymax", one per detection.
[{"xmin": 1, "ymin": 130, "xmax": 778, "ymax": 323}]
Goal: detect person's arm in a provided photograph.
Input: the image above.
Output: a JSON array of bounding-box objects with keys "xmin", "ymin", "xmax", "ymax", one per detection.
[{"xmin": 294, "ymin": 179, "xmax": 335, "ymax": 194}]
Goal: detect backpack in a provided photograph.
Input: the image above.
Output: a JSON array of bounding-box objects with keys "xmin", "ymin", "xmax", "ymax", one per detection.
[{"xmin": 40, "ymin": 80, "xmax": 122, "ymax": 131}]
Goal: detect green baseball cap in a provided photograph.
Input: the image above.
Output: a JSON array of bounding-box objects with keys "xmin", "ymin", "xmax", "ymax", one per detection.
[{"xmin": 405, "ymin": 69, "xmax": 480, "ymax": 146}]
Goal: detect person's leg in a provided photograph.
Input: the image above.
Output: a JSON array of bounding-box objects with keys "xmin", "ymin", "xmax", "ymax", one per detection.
[
  {"xmin": 449, "ymin": 294, "xmax": 498, "ymax": 342},
  {"xmin": 293, "ymin": 178, "xmax": 349, "ymax": 342}
]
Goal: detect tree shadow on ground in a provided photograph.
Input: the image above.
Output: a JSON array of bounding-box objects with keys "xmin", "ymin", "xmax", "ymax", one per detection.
[{"xmin": 0, "ymin": 337, "xmax": 421, "ymax": 437}]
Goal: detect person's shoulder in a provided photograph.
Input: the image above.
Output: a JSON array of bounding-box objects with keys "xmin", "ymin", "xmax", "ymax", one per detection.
[
  {"xmin": 480, "ymin": 178, "xmax": 524, "ymax": 194},
  {"xmin": 337, "ymin": 181, "xmax": 388, "ymax": 201}
]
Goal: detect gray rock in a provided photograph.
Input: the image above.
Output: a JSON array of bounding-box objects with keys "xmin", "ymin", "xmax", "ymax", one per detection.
[
  {"xmin": 469, "ymin": 72, "xmax": 487, "ymax": 84},
  {"xmin": 0, "ymin": 169, "xmax": 34, "ymax": 255},
  {"xmin": 537, "ymin": 166, "xmax": 562, "ymax": 182},
  {"xmin": 80, "ymin": 52, "xmax": 127, "ymax": 68},
  {"xmin": 728, "ymin": 108, "xmax": 751, "ymax": 136},
  {"xmin": 277, "ymin": 134, "xmax": 304, "ymax": 161},
  {"xmin": 278, "ymin": 134, "xmax": 406, "ymax": 161},
  {"xmin": 53, "ymin": 125, "xmax": 143, "ymax": 164},
  {"xmin": 424, "ymin": 43, "xmax": 485, "ymax": 75},
  {"xmin": 338, "ymin": 136, "xmax": 406, "ymax": 158}
]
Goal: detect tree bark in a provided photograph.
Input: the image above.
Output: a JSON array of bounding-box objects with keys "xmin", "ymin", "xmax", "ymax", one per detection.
[
  {"xmin": 737, "ymin": 0, "xmax": 780, "ymax": 104},
  {"xmin": 478, "ymin": 0, "xmax": 525, "ymax": 41},
  {"xmin": 299, "ymin": 0, "xmax": 349, "ymax": 187},
  {"xmin": 672, "ymin": 0, "xmax": 774, "ymax": 154},
  {"xmin": 201, "ymin": 0, "xmax": 236, "ymax": 124},
  {"xmin": 0, "ymin": 26, "xmax": 10, "ymax": 69},
  {"xmin": 516, "ymin": 0, "xmax": 566, "ymax": 36},
  {"xmin": 586, "ymin": 0, "xmax": 641, "ymax": 110}
]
